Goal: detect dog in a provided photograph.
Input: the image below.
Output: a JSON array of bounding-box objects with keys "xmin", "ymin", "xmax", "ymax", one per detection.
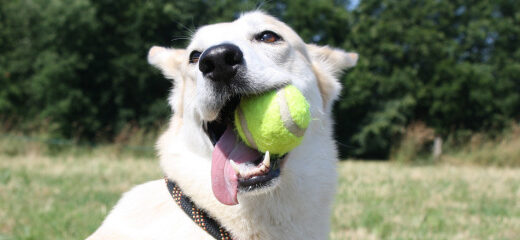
[{"xmin": 87, "ymin": 11, "xmax": 357, "ymax": 240}]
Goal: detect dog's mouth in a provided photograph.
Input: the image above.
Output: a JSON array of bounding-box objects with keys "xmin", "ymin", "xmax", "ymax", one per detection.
[{"xmin": 203, "ymin": 96, "xmax": 287, "ymax": 205}]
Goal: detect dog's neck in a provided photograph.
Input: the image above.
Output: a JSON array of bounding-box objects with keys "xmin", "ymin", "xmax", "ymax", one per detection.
[{"xmin": 158, "ymin": 120, "xmax": 337, "ymax": 240}]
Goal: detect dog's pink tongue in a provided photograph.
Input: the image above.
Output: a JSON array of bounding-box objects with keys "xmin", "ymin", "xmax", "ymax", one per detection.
[{"xmin": 211, "ymin": 126, "xmax": 261, "ymax": 205}]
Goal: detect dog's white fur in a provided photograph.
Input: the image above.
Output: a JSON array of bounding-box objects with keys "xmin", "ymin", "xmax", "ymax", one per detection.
[{"xmin": 88, "ymin": 11, "xmax": 357, "ymax": 240}]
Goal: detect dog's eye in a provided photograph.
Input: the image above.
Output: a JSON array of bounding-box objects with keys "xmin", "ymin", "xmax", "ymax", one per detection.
[
  {"xmin": 189, "ymin": 50, "xmax": 201, "ymax": 64},
  {"xmin": 255, "ymin": 31, "xmax": 282, "ymax": 43}
]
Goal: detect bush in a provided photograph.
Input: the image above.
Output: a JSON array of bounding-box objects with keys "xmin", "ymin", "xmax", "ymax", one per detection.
[{"xmin": 390, "ymin": 122, "xmax": 435, "ymax": 163}]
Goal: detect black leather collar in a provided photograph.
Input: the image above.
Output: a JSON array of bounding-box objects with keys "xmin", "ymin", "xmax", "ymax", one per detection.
[{"xmin": 164, "ymin": 178, "xmax": 233, "ymax": 240}]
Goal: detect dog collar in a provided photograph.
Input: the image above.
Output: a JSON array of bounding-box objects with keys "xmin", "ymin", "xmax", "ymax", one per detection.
[{"xmin": 164, "ymin": 178, "xmax": 233, "ymax": 240}]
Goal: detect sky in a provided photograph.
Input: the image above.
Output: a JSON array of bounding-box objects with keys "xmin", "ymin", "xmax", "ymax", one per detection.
[{"xmin": 349, "ymin": 0, "xmax": 360, "ymax": 10}]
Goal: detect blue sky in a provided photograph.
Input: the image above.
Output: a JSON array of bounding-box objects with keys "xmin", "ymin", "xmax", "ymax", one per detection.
[{"xmin": 349, "ymin": 0, "xmax": 360, "ymax": 10}]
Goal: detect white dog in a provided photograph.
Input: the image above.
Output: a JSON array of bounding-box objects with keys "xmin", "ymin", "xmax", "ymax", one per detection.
[{"xmin": 88, "ymin": 11, "xmax": 357, "ymax": 240}]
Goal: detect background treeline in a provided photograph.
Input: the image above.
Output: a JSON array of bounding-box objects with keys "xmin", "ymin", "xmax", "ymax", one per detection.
[{"xmin": 1, "ymin": 0, "xmax": 519, "ymax": 159}]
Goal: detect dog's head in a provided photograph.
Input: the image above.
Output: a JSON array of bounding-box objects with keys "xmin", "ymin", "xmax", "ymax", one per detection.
[{"xmin": 149, "ymin": 11, "xmax": 357, "ymax": 205}]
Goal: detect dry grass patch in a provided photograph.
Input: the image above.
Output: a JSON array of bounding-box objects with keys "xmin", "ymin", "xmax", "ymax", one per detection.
[{"xmin": 443, "ymin": 124, "xmax": 520, "ymax": 167}]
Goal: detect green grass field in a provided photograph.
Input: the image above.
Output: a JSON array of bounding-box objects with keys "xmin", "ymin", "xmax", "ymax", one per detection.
[{"xmin": 1, "ymin": 151, "xmax": 519, "ymax": 240}]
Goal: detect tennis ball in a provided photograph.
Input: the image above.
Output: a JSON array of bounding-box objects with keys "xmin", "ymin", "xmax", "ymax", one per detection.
[{"xmin": 234, "ymin": 85, "xmax": 311, "ymax": 155}]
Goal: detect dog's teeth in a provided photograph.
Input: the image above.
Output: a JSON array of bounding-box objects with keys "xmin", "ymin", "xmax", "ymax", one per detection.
[
  {"xmin": 259, "ymin": 164, "xmax": 267, "ymax": 173},
  {"xmin": 262, "ymin": 151, "xmax": 270, "ymax": 168},
  {"xmin": 247, "ymin": 168, "xmax": 257, "ymax": 177},
  {"xmin": 229, "ymin": 160, "xmax": 241, "ymax": 175}
]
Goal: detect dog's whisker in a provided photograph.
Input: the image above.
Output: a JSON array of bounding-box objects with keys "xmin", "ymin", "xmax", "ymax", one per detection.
[{"xmin": 171, "ymin": 36, "xmax": 191, "ymax": 42}]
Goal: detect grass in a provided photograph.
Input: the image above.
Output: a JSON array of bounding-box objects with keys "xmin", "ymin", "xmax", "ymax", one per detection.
[
  {"xmin": 331, "ymin": 161, "xmax": 520, "ymax": 240},
  {"xmin": 0, "ymin": 151, "xmax": 161, "ymax": 240},
  {"xmin": 1, "ymin": 146, "xmax": 519, "ymax": 239}
]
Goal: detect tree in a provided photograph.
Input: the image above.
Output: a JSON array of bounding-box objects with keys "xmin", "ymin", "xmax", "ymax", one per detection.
[
  {"xmin": 0, "ymin": 0, "xmax": 247, "ymax": 139},
  {"xmin": 336, "ymin": 0, "xmax": 520, "ymax": 158},
  {"xmin": 1, "ymin": 0, "xmax": 519, "ymax": 159}
]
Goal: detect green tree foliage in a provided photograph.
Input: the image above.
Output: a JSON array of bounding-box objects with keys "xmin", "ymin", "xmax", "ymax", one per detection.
[
  {"xmin": 0, "ymin": 0, "xmax": 247, "ymax": 139},
  {"xmin": 337, "ymin": 0, "xmax": 520, "ymax": 158},
  {"xmin": 0, "ymin": 0, "xmax": 518, "ymax": 158}
]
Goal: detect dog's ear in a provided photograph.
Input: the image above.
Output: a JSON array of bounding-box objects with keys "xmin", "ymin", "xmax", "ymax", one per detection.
[
  {"xmin": 306, "ymin": 44, "xmax": 358, "ymax": 111},
  {"xmin": 306, "ymin": 44, "xmax": 358, "ymax": 76},
  {"xmin": 148, "ymin": 46, "xmax": 189, "ymax": 130},
  {"xmin": 148, "ymin": 46, "xmax": 187, "ymax": 80}
]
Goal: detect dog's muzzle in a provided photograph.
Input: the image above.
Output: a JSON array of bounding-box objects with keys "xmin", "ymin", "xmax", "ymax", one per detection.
[{"xmin": 197, "ymin": 43, "xmax": 288, "ymax": 206}]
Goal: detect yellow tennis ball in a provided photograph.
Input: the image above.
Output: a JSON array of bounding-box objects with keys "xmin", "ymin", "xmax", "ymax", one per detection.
[{"xmin": 234, "ymin": 85, "xmax": 311, "ymax": 155}]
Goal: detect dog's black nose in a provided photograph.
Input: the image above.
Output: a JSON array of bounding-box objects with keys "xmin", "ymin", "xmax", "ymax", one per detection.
[{"xmin": 199, "ymin": 43, "xmax": 244, "ymax": 82}]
